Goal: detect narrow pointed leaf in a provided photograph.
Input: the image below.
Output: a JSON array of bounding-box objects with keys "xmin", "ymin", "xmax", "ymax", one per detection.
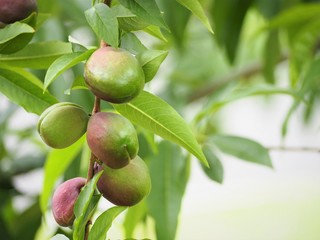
[
  {"xmin": 0, "ymin": 66, "xmax": 58, "ymax": 115},
  {"xmin": 201, "ymin": 146, "xmax": 224, "ymax": 183},
  {"xmin": 210, "ymin": 135, "xmax": 272, "ymax": 168},
  {"xmin": 176, "ymin": 0, "xmax": 213, "ymax": 33},
  {"xmin": 143, "ymin": 25, "xmax": 168, "ymax": 42},
  {"xmin": 113, "ymin": 91, "xmax": 208, "ymax": 166},
  {"xmin": 85, "ymin": 4, "xmax": 119, "ymax": 47},
  {"xmin": 73, "ymin": 171, "xmax": 103, "ymax": 240},
  {"xmin": 118, "ymin": 0, "xmax": 169, "ymax": 30},
  {"xmin": 120, "ymin": 32, "xmax": 147, "ymax": 55},
  {"xmin": 44, "ymin": 49, "xmax": 95, "ymax": 90},
  {"xmin": 137, "ymin": 50, "xmax": 168, "ymax": 82},
  {"xmin": 0, "ymin": 41, "xmax": 72, "ymax": 69},
  {"xmin": 88, "ymin": 206, "xmax": 127, "ymax": 240},
  {"xmin": 148, "ymin": 141, "xmax": 190, "ymax": 240},
  {"xmin": 0, "ymin": 22, "xmax": 34, "ymax": 44}
]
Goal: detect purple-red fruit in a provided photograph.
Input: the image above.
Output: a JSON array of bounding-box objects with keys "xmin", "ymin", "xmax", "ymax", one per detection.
[
  {"xmin": 87, "ymin": 112, "xmax": 139, "ymax": 169},
  {"xmin": 0, "ymin": 0, "xmax": 38, "ymax": 25},
  {"xmin": 84, "ymin": 46, "xmax": 145, "ymax": 103},
  {"xmin": 52, "ymin": 177, "xmax": 86, "ymax": 227},
  {"xmin": 95, "ymin": 156, "xmax": 151, "ymax": 206}
]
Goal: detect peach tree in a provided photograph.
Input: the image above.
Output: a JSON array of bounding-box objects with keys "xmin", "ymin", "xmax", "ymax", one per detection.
[{"xmin": 0, "ymin": 0, "xmax": 319, "ymax": 239}]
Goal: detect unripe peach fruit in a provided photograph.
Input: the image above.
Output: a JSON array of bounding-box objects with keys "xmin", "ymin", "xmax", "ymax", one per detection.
[
  {"xmin": 86, "ymin": 112, "xmax": 139, "ymax": 169},
  {"xmin": 38, "ymin": 102, "xmax": 89, "ymax": 149},
  {"xmin": 52, "ymin": 177, "xmax": 86, "ymax": 227},
  {"xmin": 84, "ymin": 47, "xmax": 145, "ymax": 103},
  {"xmin": 95, "ymin": 156, "xmax": 151, "ymax": 206}
]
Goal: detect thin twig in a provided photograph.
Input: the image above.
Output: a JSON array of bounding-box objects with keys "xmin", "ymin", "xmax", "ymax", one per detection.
[
  {"xmin": 268, "ymin": 146, "xmax": 320, "ymax": 153},
  {"xmin": 86, "ymin": 97, "xmax": 100, "ymax": 183},
  {"xmin": 188, "ymin": 54, "xmax": 288, "ymax": 103},
  {"xmin": 92, "ymin": 96, "xmax": 101, "ymax": 115},
  {"xmin": 84, "ymin": 220, "xmax": 92, "ymax": 240},
  {"xmin": 86, "ymin": 153, "xmax": 97, "ymax": 183}
]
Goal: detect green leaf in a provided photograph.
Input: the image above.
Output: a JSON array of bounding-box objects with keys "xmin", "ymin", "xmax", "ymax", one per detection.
[
  {"xmin": 282, "ymin": 58, "xmax": 320, "ymax": 136},
  {"xmin": 73, "ymin": 171, "xmax": 103, "ymax": 240},
  {"xmin": 85, "ymin": 4, "xmax": 119, "ymax": 47},
  {"xmin": 118, "ymin": 16, "xmax": 149, "ymax": 32},
  {"xmin": 118, "ymin": 0, "xmax": 169, "ymax": 30},
  {"xmin": 88, "ymin": 206, "xmax": 127, "ymax": 240},
  {"xmin": 137, "ymin": 50, "xmax": 168, "ymax": 82},
  {"xmin": 210, "ymin": 135, "xmax": 272, "ymax": 168},
  {"xmin": 120, "ymin": 32, "xmax": 147, "ymax": 55},
  {"xmin": 113, "ymin": 91, "xmax": 208, "ymax": 166},
  {"xmin": 0, "ymin": 22, "xmax": 35, "ymax": 54},
  {"xmin": 40, "ymin": 137, "xmax": 84, "ymax": 213},
  {"xmin": 201, "ymin": 146, "xmax": 224, "ymax": 184},
  {"xmin": 112, "ymin": 4, "xmax": 149, "ymax": 32},
  {"xmin": 263, "ymin": 3, "xmax": 320, "ymax": 30},
  {"xmin": 0, "ymin": 22, "xmax": 34, "ymax": 44},
  {"xmin": 281, "ymin": 100, "xmax": 299, "ymax": 137},
  {"xmin": 68, "ymin": 36, "xmax": 89, "ymax": 53},
  {"xmin": 176, "ymin": 0, "xmax": 213, "ymax": 33},
  {"xmin": 255, "ymin": 0, "xmax": 282, "ymax": 18},
  {"xmin": 301, "ymin": 58, "xmax": 320, "ymax": 93},
  {"xmin": 0, "ymin": 66, "xmax": 58, "ymax": 115},
  {"xmin": 143, "ymin": 25, "xmax": 167, "ymax": 42},
  {"xmin": 0, "ymin": 41, "xmax": 73, "ymax": 69},
  {"xmin": 20, "ymin": 11, "xmax": 38, "ymax": 28},
  {"xmin": 44, "ymin": 49, "xmax": 95, "ymax": 91},
  {"xmin": 291, "ymin": 18, "xmax": 320, "ymax": 76},
  {"xmin": 51, "ymin": 234, "xmax": 70, "ymax": 240},
  {"xmin": 36, "ymin": 13, "xmax": 51, "ymax": 30},
  {"xmin": 159, "ymin": 0, "xmax": 190, "ymax": 45},
  {"xmin": 263, "ymin": 30, "xmax": 280, "ymax": 84},
  {"xmin": 74, "ymin": 194, "xmax": 100, "ymax": 239},
  {"xmin": 148, "ymin": 141, "xmax": 190, "ymax": 240},
  {"xmin": 123, "ymin": 201, "xmax": 147, "ymax": 238},
  {"xmin": 70, "ymin": 76, "xmax": 88, "ymax": 91},
  {"xmin": 112, "ymin": 4, "xmax": 136, "ymax": 17},
  {"xmin": 195, "ymin": 84, "xmax": 300, "ymax": 123},
  {"xmin": 211, "ymin": 0, "xmax": 253, "ymax": 62}
]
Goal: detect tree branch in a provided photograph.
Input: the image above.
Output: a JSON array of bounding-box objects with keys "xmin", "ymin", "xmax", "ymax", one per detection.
[
  {"xmin": 92, "ymin": 96, "xmax": 101, "ymax": 114},
  {"xmin": 188, "ymin": 54, "xmax": 288, "ymax": 103},
  {"xmin": 268, "ymin": 146, "xmax": 320, "ymax": 153}
]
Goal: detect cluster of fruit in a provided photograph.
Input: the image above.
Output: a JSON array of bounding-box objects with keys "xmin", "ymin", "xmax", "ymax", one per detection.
[{"xmin": 38, "ymin": 47, "xmax": 151, "ymax": 227}]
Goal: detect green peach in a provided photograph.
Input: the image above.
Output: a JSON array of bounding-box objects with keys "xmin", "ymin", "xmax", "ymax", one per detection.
[
  {"xmin": 86, "ymin": 112, "xmax": 138, "ymax": 169},
  {"xmin": 38, "ymin": 102, "xmax": 89, "ymax": 149},
  {"xmin": 84, "ymin": 47, "xmax": 145, "ymax": 103},
  {"xmin": 95, "ymin": 156, "xmax": 151, "ymax": 206}
]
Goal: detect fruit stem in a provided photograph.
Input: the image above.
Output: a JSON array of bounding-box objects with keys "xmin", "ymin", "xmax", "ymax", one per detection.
[
  {"xmin": 100, "ymin": 40, "xmax": 109, "ymax": 48},
  {"xmin": 86, "ymin": 152, "xmax": 96, "ymax": 183},
  {"xmin": 86, "ymin": 96, "xmax": 100, "ymax": 183},
  {"xmin": 92, "ymin": 96, "xmax": 101, "ymax": 114}
]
